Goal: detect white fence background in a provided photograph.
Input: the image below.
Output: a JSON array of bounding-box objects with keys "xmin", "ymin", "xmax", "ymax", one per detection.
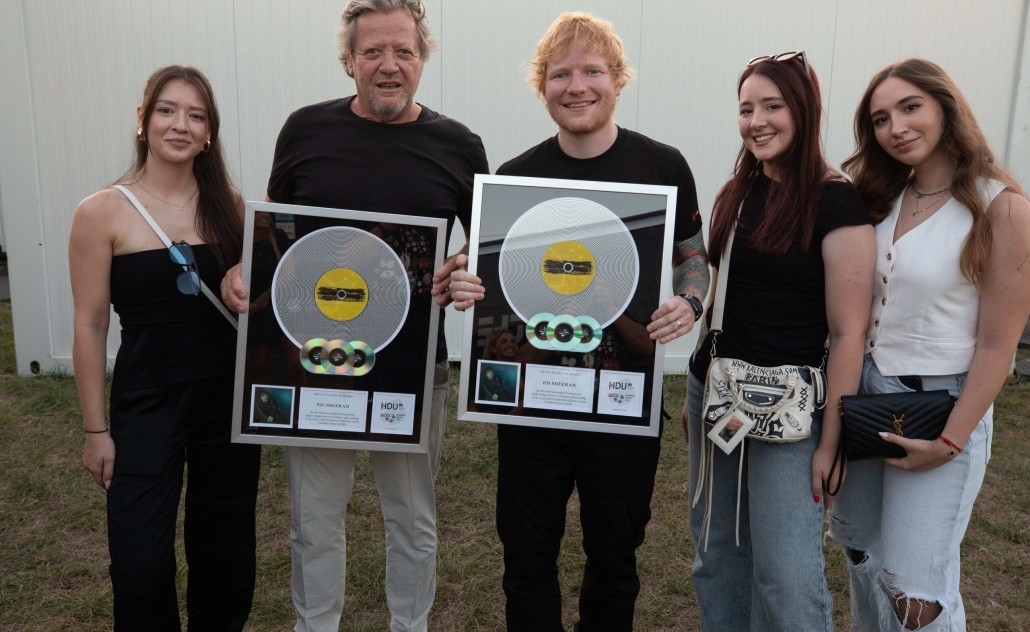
[{"xmin": 1, "ymin": 0, "xmax": 1028, "ymax": 375}]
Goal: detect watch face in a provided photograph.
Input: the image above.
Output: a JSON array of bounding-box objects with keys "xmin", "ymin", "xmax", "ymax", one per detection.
[{"xmin": 681, "ymin": 294, "xmax": 704, "ymax": 321}]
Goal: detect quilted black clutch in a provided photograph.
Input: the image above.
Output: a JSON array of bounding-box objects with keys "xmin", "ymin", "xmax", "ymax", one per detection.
[{"xmin": 839, "ymin": 390, "xmax": 956, "ymax": 461}]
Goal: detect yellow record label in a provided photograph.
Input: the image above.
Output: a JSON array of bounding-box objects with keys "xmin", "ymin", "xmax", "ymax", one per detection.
[
  {"xmin": 314, "ymin": 268, "xmax": 368, "ymax": 321},
  {"xmin": 541, "ymin": 241, "xmax": 595, "ymax": 295}
]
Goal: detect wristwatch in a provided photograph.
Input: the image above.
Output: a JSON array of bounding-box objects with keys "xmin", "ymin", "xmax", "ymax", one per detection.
[{"xmin": 679, "ymin": 293, "xmax": 704, "ymax": 322}]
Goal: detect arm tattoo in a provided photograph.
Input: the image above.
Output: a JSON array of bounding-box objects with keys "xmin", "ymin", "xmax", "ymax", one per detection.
[{"xmin": 673, "ymin": 231, "xmax": 710, "ymax": 300}]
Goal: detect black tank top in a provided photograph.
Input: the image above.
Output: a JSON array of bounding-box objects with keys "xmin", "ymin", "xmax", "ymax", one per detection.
[{"xmin": 109, "ymin": 245, "xmax": 236, "ymax": 393}]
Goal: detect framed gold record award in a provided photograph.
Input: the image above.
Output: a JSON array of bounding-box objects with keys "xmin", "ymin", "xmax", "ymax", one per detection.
[
  {"xmin": 231, "ymin": 201, "xmax": 446, "ymax": 452},
  {"xmin": 458, "ymin": 175, "xmax": 676, "ymax": 436}
]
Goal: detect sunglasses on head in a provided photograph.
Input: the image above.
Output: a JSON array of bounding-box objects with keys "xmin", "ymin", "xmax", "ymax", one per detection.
[
  {"xmin": 747, "ymin": 50, "xmax": 810, "ymax": 78},
  {"xmin": 168, "ymin": 241, "xmax": 201, "ymax": 296}
]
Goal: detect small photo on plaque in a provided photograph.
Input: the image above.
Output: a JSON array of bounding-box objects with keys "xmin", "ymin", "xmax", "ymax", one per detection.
[
  {"xmin": 475, "ymin": 360, "xmax": 520, "ymax": 406},
  {"xmin": 250, "ymin": 385, "xmax": 295, "ymax": 427}
]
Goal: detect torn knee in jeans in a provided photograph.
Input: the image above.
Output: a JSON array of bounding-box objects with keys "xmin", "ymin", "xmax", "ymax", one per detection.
[
  {"xmin": 830, "ymin": 519, "xmax": 869, "ymax": 566},
  {"xmin": 845, "ymin": 547, "xmax": 869, "ymax": 565},
  {"xmin": 890, "ymin": 591, "xmax": 943, "ymax": 630}
]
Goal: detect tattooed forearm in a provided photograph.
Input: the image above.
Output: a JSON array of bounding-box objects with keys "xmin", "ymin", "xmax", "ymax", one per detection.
[{"xmin": 673, "ymin": 231, "xmax": 710, "ymax": 300}]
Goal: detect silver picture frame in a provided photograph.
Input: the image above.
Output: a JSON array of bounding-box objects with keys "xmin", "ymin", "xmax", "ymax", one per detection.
[
  {"xmin": 458, "ymin": 175, "xmax": 677, "ymax": 436},
  {"xmin": 231, "ymin": 201, "xmax": 446, "ymax": 452}
]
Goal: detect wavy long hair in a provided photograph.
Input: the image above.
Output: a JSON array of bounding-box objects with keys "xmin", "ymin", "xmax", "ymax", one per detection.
[
  {"xmin": 843, "ymin": 58, "xmax": 1025, "ymax": 287},
  {"xmin": 708, "ymin": 56, "xmax": 831, "ymax": 262},
  {"xmin": 118, "ymin": 65, "xmax": 241, "ymax": 272}
]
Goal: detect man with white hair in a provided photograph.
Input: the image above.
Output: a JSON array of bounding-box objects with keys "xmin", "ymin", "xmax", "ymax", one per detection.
[{"xmin": 222, "ymin": 1, "xmax": 487, "ymax": 630}]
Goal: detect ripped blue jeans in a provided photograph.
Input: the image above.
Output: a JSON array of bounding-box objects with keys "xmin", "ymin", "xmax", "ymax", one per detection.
[{"xmin": 828, "ymin": 355, "xmax": 991, "ymax": 631}]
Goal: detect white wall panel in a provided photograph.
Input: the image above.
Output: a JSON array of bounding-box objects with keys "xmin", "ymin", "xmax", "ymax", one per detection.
[
  {"xmin": 231, "ymin": 0, "xmax": 445, "ymax": 200},
  {"xmin": 2, "ymin": 0, "xmax": 1027, "ymax": 375},
  {"xmin": 23, "ymin": 0, "xmax": 241, "ymax": 367},
  {"xmin": 825, "ymin": 0, "xmax": 1025, "ymax": 173}
]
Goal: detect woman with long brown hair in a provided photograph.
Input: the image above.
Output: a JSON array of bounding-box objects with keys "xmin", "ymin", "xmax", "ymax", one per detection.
[
  {"xmin": 829, "ymin": 58, "xmax": 1030, "ymax": 631},
  {"xmin": 69, "ymin": 65, "xmax": 259, "ymax": 630}
]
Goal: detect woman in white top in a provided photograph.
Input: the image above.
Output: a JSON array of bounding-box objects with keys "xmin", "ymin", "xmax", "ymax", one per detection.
[{"xmin": 829, "ymin": 58, "xmax": 1030, "ymax": 631}]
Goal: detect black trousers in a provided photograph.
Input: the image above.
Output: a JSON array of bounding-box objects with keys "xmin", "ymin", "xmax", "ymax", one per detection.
[
  {"xmin": 107, "ymin": 375, "xmax": 261, "ymax": 632},
  {"xmin": 496, "ymin": 423, "xmax": 661, "ymax": 632}
]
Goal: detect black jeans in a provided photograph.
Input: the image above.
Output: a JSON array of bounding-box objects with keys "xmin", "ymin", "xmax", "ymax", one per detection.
[
  {"xmin": 496, "ymin": 423, "xmax": 661, "ymax": 632},
  {"xmin": 107, "ymin": 375, "xmax": 261, "ymax": 631}
]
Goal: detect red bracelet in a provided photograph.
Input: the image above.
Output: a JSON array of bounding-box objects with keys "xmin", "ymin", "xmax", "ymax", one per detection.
[{"xmin": 938, "ymin": 435, "xmax": 963, "ymax": 456}]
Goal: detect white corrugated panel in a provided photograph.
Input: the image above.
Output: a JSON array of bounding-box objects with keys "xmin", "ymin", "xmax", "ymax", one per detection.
[{"xmin": 1, "ymin": 0, "xmax": 1027, "ymax": 375}]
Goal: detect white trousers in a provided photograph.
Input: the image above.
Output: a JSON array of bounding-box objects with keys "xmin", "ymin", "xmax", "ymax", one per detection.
[{"xmin": 287, "ymin": 361, "xmax": 449, "ymax": 632}]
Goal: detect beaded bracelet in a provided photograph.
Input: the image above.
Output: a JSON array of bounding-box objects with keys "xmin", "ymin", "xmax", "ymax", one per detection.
[{"xmin": 938, "ymin": 435, "xmax": 963, "ymax": 457}]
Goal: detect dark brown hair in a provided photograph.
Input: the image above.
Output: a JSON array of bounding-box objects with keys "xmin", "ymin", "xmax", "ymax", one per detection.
[
  {"xmin": 119, "ymin": 65, "xmax": 241, "ymax": 271},
  {"xmin": 708, "ymin": 56, "xmax": 832, "ymax": 262}
]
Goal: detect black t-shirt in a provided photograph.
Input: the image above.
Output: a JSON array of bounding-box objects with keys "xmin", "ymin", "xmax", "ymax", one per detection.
[
  {"xmin": 498, "ymin": 128, "xmax": 702, "ymax": 242},
  {"xmin": 498, "ymin": 128, "xmax": 703, "ymax": 372},
  {"xmin": 689, "ymin": 172, "xmax": 871, "ymax": 379},
  {"xmin": 267, "ymin": 97, "xmax": 489, "ymax": 360}
]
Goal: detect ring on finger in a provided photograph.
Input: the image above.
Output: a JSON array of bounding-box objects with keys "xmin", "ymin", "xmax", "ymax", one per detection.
[{"xmin": 675, "ymin": 319, "xmax": 682, "ymax": 328}]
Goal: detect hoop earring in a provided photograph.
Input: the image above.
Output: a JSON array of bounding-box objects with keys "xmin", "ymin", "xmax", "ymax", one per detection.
[
  {"xmin": 136, "ymin": 127, "xmax": 145, "ymax": 142},
  {"xmin": 202, "ymin": 138, "xmax": 211, "ymax": 153}
]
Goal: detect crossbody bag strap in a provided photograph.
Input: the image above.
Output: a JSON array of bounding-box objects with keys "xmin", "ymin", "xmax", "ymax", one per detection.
[
  {"xmin": 113, "ymin": 184, "xmax": 238, "ymax": 329},
  {"xmin": 709, "ymin": 201, "xmax": 742, "ymax": 335}
]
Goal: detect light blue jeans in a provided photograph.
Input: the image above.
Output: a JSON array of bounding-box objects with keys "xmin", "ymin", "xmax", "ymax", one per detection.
[
  {"xmin": 687, "ymin": 373, "xmax": 834, "ymax": 632},
  {"xmin": 828, "ymin": 356, "xmax": 991, "ymax": 631}
]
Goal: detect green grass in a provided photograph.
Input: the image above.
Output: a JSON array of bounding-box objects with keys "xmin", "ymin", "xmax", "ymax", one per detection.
[{"xmin": 1, "ymin": 299, "xmax": 1027, "ymax": 630}]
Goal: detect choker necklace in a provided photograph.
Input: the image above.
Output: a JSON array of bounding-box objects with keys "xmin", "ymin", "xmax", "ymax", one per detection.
[
  {"xmin": 910, "ymin": 184, "xmax": 949, "ymax": 217},
  {"xmin": 912, "ymin": 183, "xmax": 952, "ymax": 198},
  {"xmin": 136, "ymin": 181, "xmax": 198, "ymax": 209}
]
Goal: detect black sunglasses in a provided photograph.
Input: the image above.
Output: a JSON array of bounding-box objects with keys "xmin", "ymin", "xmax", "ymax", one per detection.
[
  {"xmin": 168, "ymin": 241, "xmax": 201, "ymax": 296},
  {"xmin": 747, "ymin": 50, "xmax": 810, "ymax": 78}
]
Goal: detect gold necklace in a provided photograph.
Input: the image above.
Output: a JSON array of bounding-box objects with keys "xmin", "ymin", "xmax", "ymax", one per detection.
[
  {"xmin": 910, "ymin": 184, "xmax": 948, "ymax": 217},
  {"xmin": 912, "ymin": 183, "xmax": 952, "ymax": 197},
  {"xmin": 136, "ymin": 181, "xmax": 198, "ymax": 209}
]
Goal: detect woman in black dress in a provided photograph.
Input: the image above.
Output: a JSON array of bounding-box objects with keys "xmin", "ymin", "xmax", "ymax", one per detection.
[{"xmin": 69, "ymin": 65, "xmax": 260, "ymax": 631}]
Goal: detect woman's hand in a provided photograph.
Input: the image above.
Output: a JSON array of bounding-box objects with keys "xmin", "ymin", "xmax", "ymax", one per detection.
[
  {"xmin": 881, "ymin": 434, "xmax": 957, "ymax": 472},
  {"xmin": 811, "ymin": 441, "xmax": 844, "ymax": 507},
  {"xmin": 83, "ymin": 432, "xmax": 115, "ymax": 490}
]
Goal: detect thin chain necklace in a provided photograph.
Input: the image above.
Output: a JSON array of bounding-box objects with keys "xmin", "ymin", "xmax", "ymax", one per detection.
[
  {"xmin": 912, "ymin": 182, "xmax": 952, "ymax": 197},
  {"xmin": 909, "ymin": 183, "xmax": 949, "ymax": 217},
  {"xmin": 135, "ymin": 180, "xmax": 198, "ymax": 209}
]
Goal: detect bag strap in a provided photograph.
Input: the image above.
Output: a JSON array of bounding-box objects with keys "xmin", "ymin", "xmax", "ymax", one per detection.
[
  {"xmin": 823, "ymin": 401, "xmax": 846, "ymax": 496},
  {"xmin": 709, "ymin": 210, "xmax": 738, "ymax": 335},
  {"xmin": 113, "ymin": 184, "xmax": 238, "ymax": 329}
]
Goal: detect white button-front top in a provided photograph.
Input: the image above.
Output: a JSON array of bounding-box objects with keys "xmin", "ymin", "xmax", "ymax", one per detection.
[{"xmin": 867, "ymin": 178, "xmax": 1006, "ymax": 376}]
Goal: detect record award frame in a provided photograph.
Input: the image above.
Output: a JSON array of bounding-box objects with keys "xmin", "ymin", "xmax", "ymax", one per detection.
[
  {"xmin": 458, "ymin": 175, "xmax": 677, "ymax": 436},
  {"xmin": 231, "ymin": 201, "xmax": 447, "ymax": 452}
]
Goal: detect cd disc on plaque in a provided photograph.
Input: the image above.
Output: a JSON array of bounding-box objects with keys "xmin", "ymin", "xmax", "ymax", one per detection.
[
  {"xmin": 321, "ymin": 339, "xmax": 355, "ymax": 375},
  {"xmin": 272, "ymin": 227, "xmax": 410, "ymax": 352},
  {"xmin": 300, "ymin": 337, "xmax": 330, "ymax": 374},
  {"xmin": 347, "ymin": 340, "xmax": 376, "ymax": 376},
  {"xmin": 499, "ymin": 197, "xmax": 638, "ymax": 328}
]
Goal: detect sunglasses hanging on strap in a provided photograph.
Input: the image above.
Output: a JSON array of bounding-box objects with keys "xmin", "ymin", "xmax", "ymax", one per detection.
[{"xmin": 112, "ymin": 184, "xmax": 238, "ymax": 330}]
